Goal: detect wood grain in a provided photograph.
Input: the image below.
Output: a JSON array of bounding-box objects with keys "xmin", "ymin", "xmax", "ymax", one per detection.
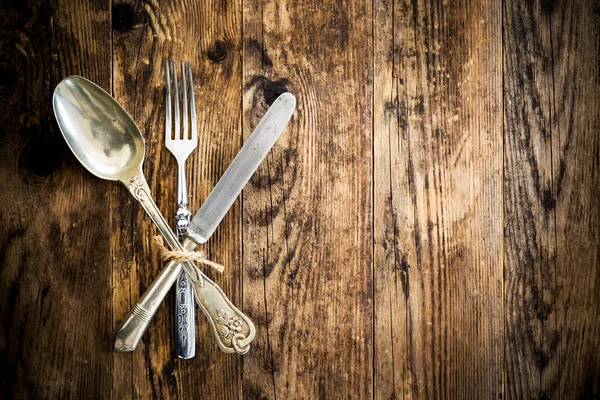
[
  {"xmin": 241, "ymin": 0, "xmax": 373, "ymax": 398},
  {"xmin": 503, "ymin": 0, "xmax": 600, "ymax": 398},
  {"xmin": 0, "ymin": 0, "xmax": 113, "ymax": 398},
  {"xmin": 0, "ymin": 0, "xmax": 599, "ymax": 398},
  {"xmin": 374, "ymin": 0, "xmax": 503, "ymax": 398}
]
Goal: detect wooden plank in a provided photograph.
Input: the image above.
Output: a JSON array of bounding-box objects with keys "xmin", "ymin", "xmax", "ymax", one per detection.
[
  {"xmin": 0, "ymin": 0, "xmax": 113, "ymax": 398},
  {"xmin": 503, "ymin": 0, "xmax": 600, "ymax": 397},
  {"xmin": 550, "ymin": 2, "xmax": 600, "ymax": 396},
  {"xmin": 111, "ymin": 0, "xmax": 243, "ymax": 398},
  {"xmin": 503, "ymin": 2, "xmax": 557, "ymax": 397},
  {"xmin": 373, "ymin": 0, "xmax": 503, "ymax": 398},
  {"xmin": 241, "ymin": 0, "xmax": 373, "ymax": 398}
]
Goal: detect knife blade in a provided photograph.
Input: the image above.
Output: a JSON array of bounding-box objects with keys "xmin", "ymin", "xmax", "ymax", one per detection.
[
  {"xmin": 113, "ymin": 92, "xmax": 296, "ymax": 353},
  {"xmin": 187, "ymin": 92, "xmax": 296, "ymax": 244}
]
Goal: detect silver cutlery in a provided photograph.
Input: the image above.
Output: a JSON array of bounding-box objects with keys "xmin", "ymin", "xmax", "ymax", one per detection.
[
  {"xmin": 53, "ymin": 76, "xmax": 252, "ymax": 354},
  {"xmin": 114, "ymin": 91, "xmax": 295, "ymax": 353},
  {"xmin": 165, "ymin": 60, "xmax": 197, "ymax": 360},
  {"xmin": 53, "ymin": 75, "xmax": 296, "ymax": 354}
]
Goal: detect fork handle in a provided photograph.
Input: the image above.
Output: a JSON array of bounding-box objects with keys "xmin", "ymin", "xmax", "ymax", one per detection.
[{"xmin": 174, "ymin": 205, "xmax": 195, "ymax": 359}]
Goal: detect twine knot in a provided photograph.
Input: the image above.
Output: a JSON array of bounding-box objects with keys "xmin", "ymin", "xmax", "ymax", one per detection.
[{"xmin": 152, "ymin": 236, "xmax": 225, "ymax": 284}]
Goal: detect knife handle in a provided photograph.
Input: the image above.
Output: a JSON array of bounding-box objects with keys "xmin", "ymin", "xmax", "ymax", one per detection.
[{"xmin": 113, "ymin": 238, "xmax": 255, "ymax": 354}]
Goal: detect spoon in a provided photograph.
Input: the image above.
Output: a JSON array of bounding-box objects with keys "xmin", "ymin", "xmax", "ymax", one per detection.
[{"xmin": 52, "ymin": 76, "xmax": 255, "ymax": 353}]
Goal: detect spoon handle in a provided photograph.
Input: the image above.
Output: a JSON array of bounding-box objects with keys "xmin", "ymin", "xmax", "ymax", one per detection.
[{"xmin": 113, "ymin": 173, "xmax": 255, "ymax": 354}]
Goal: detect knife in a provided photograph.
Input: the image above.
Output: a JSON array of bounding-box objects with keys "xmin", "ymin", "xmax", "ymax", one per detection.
[{"xmin": 113, "ymin": 92, "xmax": 296, "ymax": 354}]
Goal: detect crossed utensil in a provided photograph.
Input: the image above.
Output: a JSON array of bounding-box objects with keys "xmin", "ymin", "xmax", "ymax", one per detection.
[{"xmin": 52, "ymin": 73, "xmax": 295, "ymax": 354}]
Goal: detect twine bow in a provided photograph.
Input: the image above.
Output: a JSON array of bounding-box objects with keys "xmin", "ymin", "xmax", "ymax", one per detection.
[{"xmin": 152, "ymin": 236, "xmax": 224, "ymax": 286}]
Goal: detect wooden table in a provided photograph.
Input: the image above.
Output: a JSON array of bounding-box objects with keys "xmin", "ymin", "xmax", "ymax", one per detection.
[{"xmin": 1, "ymin": 0, "xmax": 599, "ymax": 398}]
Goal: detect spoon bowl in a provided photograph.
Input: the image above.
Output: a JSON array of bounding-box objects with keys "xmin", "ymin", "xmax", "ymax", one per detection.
[{"xmin": 53, "ymin": 76, "xmax": 145, "ymax": 181}]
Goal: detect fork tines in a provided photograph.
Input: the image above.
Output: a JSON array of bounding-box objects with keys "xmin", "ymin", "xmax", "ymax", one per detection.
[{"xmin": 165, "ymin": 60, "xmax": 197, "ymax": 143}]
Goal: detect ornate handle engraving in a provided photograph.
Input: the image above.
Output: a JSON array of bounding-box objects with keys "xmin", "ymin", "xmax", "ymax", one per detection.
[
  {"xmin": 190, "ymin": 269, "xmax": 255, "ymax": 354},
  {"xmin": 128, "ymin": 176, "xmax": 148, "ymax": 201},
  {"xmin": 175, "ymin": 191, "xmax": 196, "ymax": 359},
  {"xmin": 175, "ymin": 270, "xmax": 195, "ymax": 358},
  {"xmin": 174, "ymin": 204, "xmax": 195, "ymax": 359},
  {"xmin": 215, "ymin": 309, "xmax": 250, "ymax": 354},
  {"xmin": 175, "ymin": 207, "xmax": 192, "ymax": 240}
]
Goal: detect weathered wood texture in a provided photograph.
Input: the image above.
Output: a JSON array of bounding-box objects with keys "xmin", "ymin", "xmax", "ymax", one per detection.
[
  {"xmin": 374, "ymin": 0, "xmax": 503, "ymax": 398},
  {"xmin": 0, "ymin": 0, "xmax": 598, "ymax": 399},
  {"xmin": 504, "ymin": 0, "xmax": 600, "ymax": 398},
  {"xmin": 0, "ymin": 1, "xmax": 114, "ymax": 398},
  {"xmin": 241, "ymin": 0, "xmax": 372, "ymax": 398}
]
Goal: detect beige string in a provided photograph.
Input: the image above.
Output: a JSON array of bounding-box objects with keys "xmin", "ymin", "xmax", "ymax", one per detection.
[{"xmin": 152, "ymin": 236, "xmax": 225, "ymax": 274}]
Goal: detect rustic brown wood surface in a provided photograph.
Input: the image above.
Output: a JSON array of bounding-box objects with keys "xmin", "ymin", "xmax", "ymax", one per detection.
[
  {"xmin": 374, "ymin": 0, "xmax": 504, "ymax": 398},
  {"xmin": 0, "ymin": 0, "xmax": 598, "ymax": 399}
]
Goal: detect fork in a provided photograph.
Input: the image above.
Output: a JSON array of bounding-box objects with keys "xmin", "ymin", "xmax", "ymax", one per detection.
[{"xmin": 165, "ymin": 60, "xmax": 198, "ymax": 359}]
